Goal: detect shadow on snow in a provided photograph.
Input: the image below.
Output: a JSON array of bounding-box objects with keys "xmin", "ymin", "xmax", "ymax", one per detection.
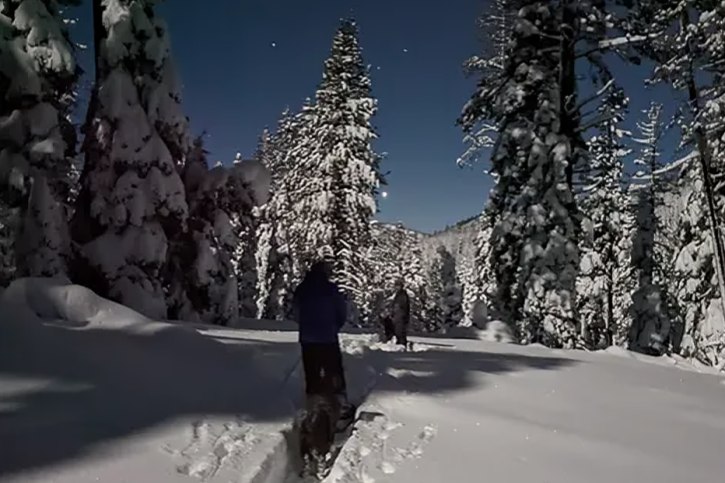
[{"xmin": 0, "ymin": 318, "xmax": 577, "ymax": 479}]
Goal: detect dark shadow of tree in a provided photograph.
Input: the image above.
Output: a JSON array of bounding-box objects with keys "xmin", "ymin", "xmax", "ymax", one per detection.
[
  {"xmin": 0, "ymin": 318, "xmax": 577, "ymax": 479},
  {"xmin": 357, "ymin": 342, "xmax": 578, "ymax": 396}
]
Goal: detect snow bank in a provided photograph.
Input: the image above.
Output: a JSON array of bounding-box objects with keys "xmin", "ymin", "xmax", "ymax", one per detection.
[
  {"xmin": 478, "ymin": 319, "xmax": 515, "ymax": 343},
  {"xmin": 0, "ymin": 278, "xmax": 299, "ymax": 483},
  {"xmin": 0, "ymin": 277, "xmax": 166, "ymax": 333},
  {"xmin": 601, "ymin": 344, "xmax": 725, "ymax": 376}
]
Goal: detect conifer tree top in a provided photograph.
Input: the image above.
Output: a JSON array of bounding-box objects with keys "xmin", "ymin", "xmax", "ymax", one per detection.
[{"xmin": 316, "ymin": 18, "xmax": 371, "ymax": 107}]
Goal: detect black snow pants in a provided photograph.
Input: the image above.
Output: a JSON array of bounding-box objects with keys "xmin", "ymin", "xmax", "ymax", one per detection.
[
  {"xmin": 394, "ymin": 318, "xmax": 408, "ymax": 346},
  {"xmin": 381, "ymin": 316, "xmax": 395, "ymax": 342},
  {"xmin": 301, "ymin": 343, "xmax": 347, "ymax": 399}
]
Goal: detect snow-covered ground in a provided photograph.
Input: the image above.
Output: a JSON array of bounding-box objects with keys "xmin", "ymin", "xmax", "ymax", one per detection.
[{"xmin": 1, "ymin": 279, "xmax": 725, "ymax": 483}]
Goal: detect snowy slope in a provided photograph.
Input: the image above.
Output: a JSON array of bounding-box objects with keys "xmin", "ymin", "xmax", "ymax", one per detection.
[
  {"xmin": 2, "ymin": 279, "xmax": 725, "ymax": 483},
  {"xmin": 0, "ymin": 279, "xmax": 301, "ymax": 483}
]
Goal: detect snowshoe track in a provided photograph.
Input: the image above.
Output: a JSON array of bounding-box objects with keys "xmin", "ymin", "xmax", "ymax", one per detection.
[{"xmin": 167, "ymin": 418, "xmax": 259, "ymax": 480}]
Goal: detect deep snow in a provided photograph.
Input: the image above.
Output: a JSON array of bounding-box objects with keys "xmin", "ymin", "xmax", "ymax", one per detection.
[{"xmin": 1, "ymin": 279, "xmax": 724, "ymax": 483}]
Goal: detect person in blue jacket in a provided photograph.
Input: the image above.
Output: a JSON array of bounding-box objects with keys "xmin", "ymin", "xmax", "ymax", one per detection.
[{"xmin": 293, "ymin": 260, "xmax": 354, "ymax": 419}]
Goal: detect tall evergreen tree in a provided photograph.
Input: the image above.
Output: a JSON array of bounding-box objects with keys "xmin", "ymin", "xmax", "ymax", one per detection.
[
  {"xmin": 626, "ymin": 1, "xmax": 725, "ymax": 365},
  {"xmin": 430, "ymin": 245, "xmax": 463, "ymax": 329},
  {"xmin": 71, "ymin": 0, "xmax": 189, "ymax": 318},
  {"xmin": 281, "ymin": 19, "xmax": 381, "ymax": 321},
  {"xmin": 671, "ymin": 163, "xmax": 722, "ymax": 366},
  {"xmin": 368, "ymin": 222, "xmax": 406, "ymax": 320},
  {"xmin": 0, "ymin": 0, "xmax": 79, "ymax": 282},
  {"xmin": 628, "ymin": 103, "xmax": 673, "ymax": 354},
  {"xmin": 403, "ymin": 235, "xmax": 431, "ymax": 331},
  {"xmin": 255, "ymin": 106, "xmax": 309, "ymax": 319},
  {"xmin": 458, "ymin": 0, "xmax": 513, "ymax": 168},
  {"xmin": 168, "ymin": 139, "xmax": 269, "ymax": 325},
  {"xmin": 232, "ymin": 152, "xmax": 261, "ymax": 318},
  {"xmin": 459, "ymin": 0, "xmax": 645, "ymax": 347},
  {"xmin": 576, "ymin": 91, "xmax": 634, "ymax": 348},
  {"xmin": 460, "ymin": 1, "xmax": 588, "ymax": 347},
  {"xmin": 630, "ymin": 0, "xmax": 725, "ymax": 317},
  {"xmin": 461, "ymin": 219, "xmax": 492, "ymax": 326},
  {"xmin": 367, "ymin": 222, "xmax": 429, "ymax": 329}
]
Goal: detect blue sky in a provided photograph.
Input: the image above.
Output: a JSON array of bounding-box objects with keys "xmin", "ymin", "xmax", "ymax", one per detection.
[{"xmin": 68, "ymin": 0, "xmax": 677, "ymax": 233}]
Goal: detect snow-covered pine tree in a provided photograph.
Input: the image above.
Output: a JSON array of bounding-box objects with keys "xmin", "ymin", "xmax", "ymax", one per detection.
[
  {"xmin": 457, "ymin": 0, "xmax": 513, "ymax": 168},
  {"xmin": 168, "ymin": 138, "xmax": 269, "ymax": 324},
  {"xmin": 456, "ymin": 0, "xmax": 513, "ymax": 326},
  {"xmin": 367, "ymin": 223, "xmax": 403, "ymax": 319},
  {"xmin": 367, "ymin": 222, "xmax": 402, "ymax": 324},
  {"xmin": 631, "ymin": 1, "xmax": 725, "ymax": 323},
  {"xmin": 0, "ymin": 0, "xmax": 79, "ymax": 282},
  {"xmin": 165, "ymin": 137, "xmax": 212, "ymax": 321},
  {"xmin": 402, "ymin": 233, "xmax": 430, "ymax": 331},
  {"xmin": 576, "ymin": 90, "xmax": 634, "ymax": 349},
  {"xmin": 71, "ymin": 0, "xmax": 188, "ymax": 318},
  {"xmin": 0, "ymin": 1, "xmax": 25, "ymax": 285},
  {"xmin": 699, "ymin": 7, "xmax": 725, "ymax": 367},
  {"xmin": 671, "ymin": 162, "xmax": 722, "ymax": 367},
  {"xmin": 252, "ymin": 129, "xmax": 273, "ymax": 175},
  {"xmin": 255, "ymin": 106, "xmax": 309, "ymax": 319},
  {"xmin": 627, "ymin": 102, "xmax": 675, "ymax": 354},
  {"xmin": 281, "ymin": 19, "xmax": 381, "ymax": 322},
  {"xmin": 366, "ymin": 222, "xmax": 431, "ymax": 330},
  {"xmin": 232, "ymin": 152, "xmax": 260, "ymax": 318},
  {"xmin": 460, "ymin": 1, "xmax": 592, "ymax": 347},
  {"xmin": 461, "ymin": 212, "xmax": 495, "ymax": 327},
  {"xmin": 459, "ymin": 0, "xmax": 647, "ymax": 347},
  {"xmin": 424, "ymin": 249, "xmax": 445, "ymax": 332},
  {"xmin": 455, "ymin": 232, "xmax": 476, "ymax": 326},
  {"xmin": 625, "ymin": 1, "xmax": 725, "ymax": 366},
  {"xmin": 430, "ymin": 245, "xmax": 463, "ymax": 329}
]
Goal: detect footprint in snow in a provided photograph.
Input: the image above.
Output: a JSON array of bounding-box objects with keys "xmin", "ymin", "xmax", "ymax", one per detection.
[
  {"xmin": 168, "ymin": 419, "xmax": 258, "ymax": 480},
  {"xmin": 381, "ymin": 461, "xmax": 396, "ymax": 474},
  {"xmin": 419, "ymin": 425, "xmax": 437, "ymax": 442}
]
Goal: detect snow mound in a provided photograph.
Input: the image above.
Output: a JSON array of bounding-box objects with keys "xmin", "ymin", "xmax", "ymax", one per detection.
[
  {"xmin": 369, "ymin": 341, "xmax": 435, "ymax": 353},
  {"xmin": 0, "ymin": 279, "xmax": 299, "ymax": 483},
  {"xmin": 0, "ymin": 277, "xmax": 167, "ymax": 333},
  {"xmin": 326, "ymin": 403, "xmax": 437, "ymax": 483},
  {"xmin": 601, "ymin": 344, "xmax": 724, "ymax": 376},
  {"xmin": 479, "ymin": 320, "xmax": 515, "ymax": 343}
]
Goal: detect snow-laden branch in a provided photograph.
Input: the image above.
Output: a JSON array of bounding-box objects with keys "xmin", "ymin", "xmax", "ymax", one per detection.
[
  {"xmin": 571, "ymin": 79, "xmax": 615, "ymax": 115},
  {"xmin": 577, "ymin": 32, "xmax": 663, "ymax": 59},
  {"xmin": 577, "ymin": 112, "xmax": 617, "ymax": 133},
  {"xmin": 581, "ymin": 178, "xmax": 606, "ymax": 193},
  {"xmin": 630, "ymin": 152, "xmax": 698, "ymax": 181},
  {"xmin": 598, "ymin": 33, "xmax": 662, "ymax": 50}
]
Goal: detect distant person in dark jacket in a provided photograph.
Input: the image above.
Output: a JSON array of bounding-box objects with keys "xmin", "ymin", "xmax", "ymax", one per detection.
[
  {"xmin": 390, "ymin": 280, "xmax": 410, "ymax": 346},
  {"xmin": 381, "ymin": 314, "xmax": 395, "ymax": 343},
  {"xmin": 293, "ymin": 261, "xmax": 353, "ymax": 418}
]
